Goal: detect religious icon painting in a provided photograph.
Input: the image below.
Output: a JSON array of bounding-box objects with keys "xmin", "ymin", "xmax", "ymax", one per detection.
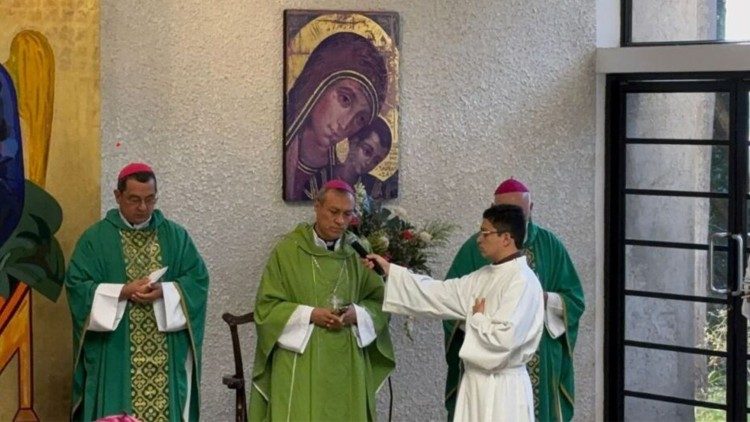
[{"xmin": 283, "ymin": 10, "xmax": 400, "ymax": 202}]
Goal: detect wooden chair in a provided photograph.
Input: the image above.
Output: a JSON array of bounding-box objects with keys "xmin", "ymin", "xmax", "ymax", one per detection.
[
  {"xmin": 221, "ymin": 311, "xmax": 254, "ymax": 422},
  {"xmin": 221, "ymin": 310, "xmax": 394, "ymax": 421}
]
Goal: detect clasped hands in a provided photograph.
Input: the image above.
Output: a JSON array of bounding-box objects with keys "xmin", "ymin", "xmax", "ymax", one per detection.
[
  {"xmin": 311, "ymin": 306, "xmax": 357, "ymax": 331},
  {"xmin": 119, "ymin": 277, "xmax": 163, "ymax": 303}
]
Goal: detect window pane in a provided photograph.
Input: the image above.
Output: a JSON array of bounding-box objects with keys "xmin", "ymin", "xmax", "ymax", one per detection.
[
  {"xmin": 630, "ymin": 0, "xmax": 750, "ymax": 44},
  {"xmin": 626, "ymin": 92, "xmax": 729, "ymax": 140},
  {"xmin": 625, "ymin": 347, "xmax": 726, "ymax": 404},
  {"xmin": 725, "ymin": 0, "xmax": 750, "ymax": 41},
  {"xmin": 625, "ymin": 195, "xmax": 726, "ymax": 244},
  {"xmin": 626, "ymin": 145, "xmax": 727, "ymax": 192},
  {"xmin": 624, "ymin": 396, "xmax": 725, "ymax": 421},
  {"xmin": 625, "ymin": 246, "xmax": 727, "ymax": 297},
  {"xmin": 625, "ymin": 296, "xmax": 727, "ymax": 351}
]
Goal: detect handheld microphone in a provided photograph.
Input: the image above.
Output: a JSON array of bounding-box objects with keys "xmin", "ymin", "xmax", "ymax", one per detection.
[{"xmin": 347, "ymin": 237, "xmax": 385, "ymax": 276}]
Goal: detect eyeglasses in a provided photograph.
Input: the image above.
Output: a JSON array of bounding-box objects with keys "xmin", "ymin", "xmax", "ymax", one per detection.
[
  {"xmin": 325, "ymin": 207, "xmax": 355, "ymax": 219},
  {"xmin": 125, "ymin": 195, "xmax": 158, "ymax": 206},
  {"xmin": 478, "ymin": 229, "xmax": 500, "ymax": 238}
]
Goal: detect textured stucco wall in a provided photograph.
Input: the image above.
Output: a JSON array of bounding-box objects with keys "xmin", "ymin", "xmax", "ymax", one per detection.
[{"xmin": 101, "ymin": 1, "xmax": 596, "ymax": 420}]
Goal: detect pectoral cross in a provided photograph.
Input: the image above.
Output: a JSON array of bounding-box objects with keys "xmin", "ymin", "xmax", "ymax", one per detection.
[{"xmin": 330, "ymin": 294, "xmax": 343, "ymax": 311}]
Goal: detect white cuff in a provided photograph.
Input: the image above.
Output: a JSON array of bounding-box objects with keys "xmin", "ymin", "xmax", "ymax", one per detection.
[
  {"xmin": 87, "ymin": 284, "xmax": 127, "ymax": 332},
  {"xmin": 153, "ymin": 282, "xmax": 188, "ymax": 332},
  {"xmin": 544, "ymin": 292, "xmax": 566, "ymax": 339},
  {"xmin": 351, "ymin": 304, "xmax": 377, "ymax": 348},
  {"xmin": 278, "ymin": 305, "xmax": 315, "ymax": 353},
  {"xmin": 468, "ymin": 311, "xmax": 489, "ymax": 329}
]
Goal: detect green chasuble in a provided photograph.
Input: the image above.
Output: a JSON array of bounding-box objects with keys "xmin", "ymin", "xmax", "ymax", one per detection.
[
  {"xmin": 250, "ymin": 223, "xmax": 395, "ymax": 422},
  {"xmin": 443, "ymin": 221, "xmax": 585, "ymax": 421},
  {"xmin": 65, "ymin": 209, "xmax": 209, "ymax": 421}
]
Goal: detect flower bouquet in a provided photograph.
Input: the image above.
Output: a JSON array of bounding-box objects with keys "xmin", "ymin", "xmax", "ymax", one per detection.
[{"xmin": 350, "ymin": 182, "xmax": 456, "ymax": 338}]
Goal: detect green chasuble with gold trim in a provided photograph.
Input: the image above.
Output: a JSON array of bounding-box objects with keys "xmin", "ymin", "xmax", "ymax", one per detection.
[
  {"xmin": 442, "ymin": 221, "xmax": 585, "ymax": 421},
  {"xmin": 249, "ymin": 223, "xmax": 395, "ymax": 422},
  {"xmin": 65, "ymin": 209, "xmax": 209, "ymax": 421}
]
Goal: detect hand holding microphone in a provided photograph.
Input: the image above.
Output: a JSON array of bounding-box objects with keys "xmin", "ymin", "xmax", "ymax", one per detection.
[
  {"xmin": 346, "ymin": 237, "xmax": 387, "ymax": 276},
  {"xmin": 364, "ymin": 253, "xmax": 390, "ymax": 276}
]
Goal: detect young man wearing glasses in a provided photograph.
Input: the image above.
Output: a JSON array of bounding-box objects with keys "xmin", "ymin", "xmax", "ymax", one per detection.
[
  {"xmin": 65, "ymin": 162, "xmax": 209, "ymax": 421},
  {"xmin": 367, "ymin": 204, "xmax": 544, "ymax": 422},
  {"xmin": 443, "ymin": 178, "xmax": 585, "ymax": 422}
]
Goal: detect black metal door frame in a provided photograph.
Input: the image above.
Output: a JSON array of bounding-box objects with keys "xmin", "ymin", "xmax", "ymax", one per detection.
[{"xmin": 605, "ymin": 71, "xmax": 750, "ymax": 421}]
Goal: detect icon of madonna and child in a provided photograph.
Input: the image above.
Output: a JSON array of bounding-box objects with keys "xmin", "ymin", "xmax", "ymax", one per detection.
[{"xmin": 283, "ymin": 11, "xmax": 400, "ymax": 201}]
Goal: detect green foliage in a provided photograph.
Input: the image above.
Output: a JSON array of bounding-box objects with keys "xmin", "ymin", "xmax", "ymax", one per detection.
[
  {"xmin": 351, "ymin": 182, "xmax": 456, "ymax": 276},
  {"xmin": 695, "ymin": 307, "xmax": 727, "ymax": 422},
  {"xmin": 696, "ymin": 142, "xmax": 729, "ymax": 421},
  {"xmin": 0, "ymin": 180, "xmax": 65, "ymax": 301}
]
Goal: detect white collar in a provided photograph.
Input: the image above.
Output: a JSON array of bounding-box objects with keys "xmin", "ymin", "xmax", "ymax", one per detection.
[
  {"xmin": 312, "ymin": 226, "xmax": 341, "ymax": 251},
  {"xmin": 119, "ymin": 210, "xmax": 152, "ymax": 230}
]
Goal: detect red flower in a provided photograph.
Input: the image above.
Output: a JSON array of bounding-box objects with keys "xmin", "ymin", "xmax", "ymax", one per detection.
[
  {"xmin": 349, "ymin": 215, "xmax": 361, "ymax": 227},
  {"xmin": 401, "ymin": 229, "xmax": 414, "ymax": 240}
]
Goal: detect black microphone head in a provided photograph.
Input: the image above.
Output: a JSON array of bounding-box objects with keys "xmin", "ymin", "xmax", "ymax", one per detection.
[
  {"xmin": 346, "ymin": 235, "xmax": 385, "ymax": 276},
  {"xmin": 346, "ymin": 236, "xmax": 368, "ymax": 258}
]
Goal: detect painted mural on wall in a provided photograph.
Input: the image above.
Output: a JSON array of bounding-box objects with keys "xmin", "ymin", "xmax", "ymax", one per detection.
[
  {"xmin": 0, "ymin": 30, "xmax": 64, "ymax": 421},
  {"xmin": 283, "ymin": 10, "xmax": 400, "ymax": 201}
]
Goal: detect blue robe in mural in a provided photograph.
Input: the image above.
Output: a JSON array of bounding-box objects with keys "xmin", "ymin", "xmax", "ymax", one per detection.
[{"xmin": 0, "ymin": 64, "xmax": 24, "ymax": 246}]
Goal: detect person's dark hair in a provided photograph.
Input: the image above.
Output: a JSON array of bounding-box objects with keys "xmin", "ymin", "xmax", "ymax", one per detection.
[
  {"xmin": 482, "ymin": 204, "xmax": 526, "ymax": 249},
  {"xmin": 350, "ymin": 116, "xmax": 392, "ymax": 153},
  {"xmin": 117, "ymin": 171, "xmax": 157, "ymax": 192}
]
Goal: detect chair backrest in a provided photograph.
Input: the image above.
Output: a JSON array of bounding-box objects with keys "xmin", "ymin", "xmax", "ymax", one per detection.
[
  {"xmin": 221, "ymin": 311, "xmax": 254, "ymax": 422},
  {"xmin": 222, "ymin": 310, "xmax": 394, "ymax": 421}
]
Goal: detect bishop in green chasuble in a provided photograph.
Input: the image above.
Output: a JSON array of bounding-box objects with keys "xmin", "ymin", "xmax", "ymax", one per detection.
[
  {"xmin": 250, "ymin": 182, "xmax": 394, "ymax": 422},
  {"xmin": 65, "ymin": 164, "xmax": 208, "ymax": 421}
]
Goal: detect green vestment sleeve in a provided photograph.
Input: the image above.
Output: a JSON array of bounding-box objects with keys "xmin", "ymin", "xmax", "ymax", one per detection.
[
  {"xmin": 250, "ymin": 247, "xmax": 299, "ymax": 400},
  {"xmin": 355, "ymin": 258, "xmax": 396, "ymax": 419},
  {"xmin": 529, "ymin": 226, "xmax": 585, "ymax": 422},
  {"xmin": 65, "ymin": 221, "xmax": 132, "ymax": 419},
  {"xmin": 349, "ymin": 235, "xmax": 395, "ymax": 393},
  {"xmin": 160, "ymin": 221, "xmax": 210, "ymax": 420}
]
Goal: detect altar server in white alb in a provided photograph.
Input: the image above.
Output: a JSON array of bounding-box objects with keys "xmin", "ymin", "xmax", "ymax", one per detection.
[{"xmin": 366, "ymin": 204, "xmax": 544, "ymax": 422}]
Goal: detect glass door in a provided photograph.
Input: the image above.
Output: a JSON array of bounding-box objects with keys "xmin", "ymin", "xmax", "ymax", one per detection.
[{"xmin": 606, "ymin": 73, "xmax": 750, "ymax": 421}]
